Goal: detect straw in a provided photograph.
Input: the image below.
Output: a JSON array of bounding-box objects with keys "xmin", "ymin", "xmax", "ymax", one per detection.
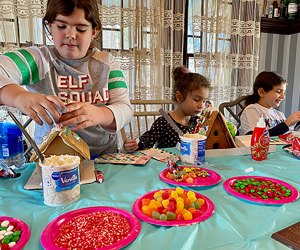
[{"xmin": 8, "ymin": 111, "xmax": 45, "ymax": 163}]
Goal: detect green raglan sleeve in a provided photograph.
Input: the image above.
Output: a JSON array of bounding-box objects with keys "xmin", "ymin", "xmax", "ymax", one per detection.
[
  {"xmin": 106, "ymin": 52, "xmax": 133, "ymax": 132},
  {"xmin": 0, "ymin": 47, "xmax": 47, "ymax": 88}
]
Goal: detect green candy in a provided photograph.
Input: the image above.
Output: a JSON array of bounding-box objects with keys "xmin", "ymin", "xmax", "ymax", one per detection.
[
  {"xmin": 166, "ymin": 211, "xmax": 176, "ymax": 221},
  {"xmin": 189, "ymin": 203, "xmax": 195, "ymax": 208},
  {"xmin": 2, "ymin": 234, "xmax": 13, "ymax": 244},
  {"xmin": 151, "ymin": 211, "xmax": 161, "ymax": 220},
  {"xmin": 3, "ymin": 234, "xmax": 13, "ymax": 241},
  {"xmin": 13, "ymin": 230, "xmax": 21, "ymax": 236},
  {"xmin": 11, "ymin": 236, "xmax": 20, "ymax": 242},
  {"xmin": 194, "ymin": 200, "xmax": 201, "ymax": 209},
  {"xmin": 159, "ymin": 214, "xmax": 168, "ymax": 221}
]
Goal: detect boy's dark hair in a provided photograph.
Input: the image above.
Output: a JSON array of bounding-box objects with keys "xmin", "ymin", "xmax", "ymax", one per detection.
[
  {"xmin": 172, "ymin": 66, "xmax": 211, "ymax": 102},
  {"xmin": 43, "ymin": 0, "xmax": 102, "ymax": 37},
  {"xmin": 245, "ymin": 71, "xmax": 286, "ymax": 106}
]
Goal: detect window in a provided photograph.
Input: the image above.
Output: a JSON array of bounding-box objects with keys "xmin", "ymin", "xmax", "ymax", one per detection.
[{"xmin": 184, "ymin": 0, "xmax": 232, "ymax": 76}]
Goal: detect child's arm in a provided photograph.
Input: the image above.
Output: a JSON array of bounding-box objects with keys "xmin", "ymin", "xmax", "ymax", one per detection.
[
  {"xmin": 0, "ymin": 84, "xmax": 65, "ymax": 125},
  {"xmin": 284, "ymin": 111, "xmax": 300, "ymax": 127}
]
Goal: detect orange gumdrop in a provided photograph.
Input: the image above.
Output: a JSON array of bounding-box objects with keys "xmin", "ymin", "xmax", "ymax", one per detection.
[
  {"xmin": 179, "ymin": 193, "xmax": 187, "ymax": 200},
  {"xmin": 175, "ymin": 208, "xmax": 183, "ymax": 216},
  {"xmin": 142, "ymin": 198, "xmax": 151, "ymax": 206},
  {"xmin": 197, "ymin": 198, "xmax": 205, "ymax": 205},
  {"xmin": 188, "ymin": 207, "xmax": 196, "ymax": 213},
  {"xmin": 184, "ymin": 198, "xmax": 192, "ymax": 208}
]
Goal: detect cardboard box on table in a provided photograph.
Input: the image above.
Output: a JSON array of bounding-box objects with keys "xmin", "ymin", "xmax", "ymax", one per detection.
[{"xmin": 25, "ymin": 126, "xmax": 95, "ymax": 190}]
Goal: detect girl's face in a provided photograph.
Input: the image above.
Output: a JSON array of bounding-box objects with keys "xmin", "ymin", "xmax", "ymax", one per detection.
[
  {"xmin": 49, "ymin": 8, "xmax": 98, "ymax": 59},
  {"xmin": 258, "ymin": 82, "xmax": 286, "ymax": 109},
  {"xmin": 180, "ymin": 87, "xmax": 210, "ymax": 116}
]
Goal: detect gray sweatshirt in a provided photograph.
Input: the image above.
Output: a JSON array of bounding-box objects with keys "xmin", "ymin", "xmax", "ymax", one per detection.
[{"xmin": 0, "ymin": 46, "xmax": 133, "ymax": 157}]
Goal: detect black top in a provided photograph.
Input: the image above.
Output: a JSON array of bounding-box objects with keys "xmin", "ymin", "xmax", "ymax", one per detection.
[
  {"xmin": 138, "ymin": 115, "xmax": 199, "ymax": 149},
  {"xmin": 245, "ymin": 121, "xmax": 290, "ymax": 137}
]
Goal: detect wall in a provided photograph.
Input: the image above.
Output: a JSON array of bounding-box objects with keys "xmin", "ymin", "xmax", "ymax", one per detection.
[{"xmin": 259, "ymin": 32, "xmax": 300, "ymax": 116}]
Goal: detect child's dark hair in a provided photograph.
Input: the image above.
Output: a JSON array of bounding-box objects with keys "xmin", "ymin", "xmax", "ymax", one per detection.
[
  {"xmin": 172, "ymin": 66, "xmax": 211, "ymax": 102},
  {"xmin": 245, "ymin": 71, "xmax": 286, "ymax": 106},
  {"xmin": 43, "ymin": 0, "xmax": 102, "ymax": 37}
]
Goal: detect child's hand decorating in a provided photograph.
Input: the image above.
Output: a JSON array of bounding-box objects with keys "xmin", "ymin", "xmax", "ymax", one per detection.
[
  {"xmin": 14, "ymin": 91, "xmax": 65, "ymax": 125},
  {"xmin": 285, "ymin": 111, "xmax": 300, "ymax": 127},
  {"xmin": 124, "ymin": 138, "xmax": 139, "ymax": 153},
  {"xmin": 58, "ymin": 102, "xmax": 116, "ymax": 132}
]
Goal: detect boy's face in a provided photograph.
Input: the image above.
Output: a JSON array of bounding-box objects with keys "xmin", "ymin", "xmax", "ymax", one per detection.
[
  {"xmin": 180, "ymin": 87, "xmax": 210, "ymax": 116},
  {"xmin": 258, "ymin": 82, "xmax": 286, "ymax": 109},
  {"xmin": 49, "ymin": 8, "xmax": 98, "ymax": 59}
]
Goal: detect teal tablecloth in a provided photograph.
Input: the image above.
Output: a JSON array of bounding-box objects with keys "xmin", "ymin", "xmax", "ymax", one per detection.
[{"xmin": 1, "ymin": 147, "xmax": 299, "ymax": 250}]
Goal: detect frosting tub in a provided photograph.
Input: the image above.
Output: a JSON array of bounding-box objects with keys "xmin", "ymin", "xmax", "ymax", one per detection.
[{"xmin": 40, "ymin": 155, "xmax": 80, "ymax": 206}]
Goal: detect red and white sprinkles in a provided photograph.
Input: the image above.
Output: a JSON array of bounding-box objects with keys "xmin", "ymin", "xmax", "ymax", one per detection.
[{"xmin": 55, "ymin": 211, "xmax": 131, "ymax": 249}]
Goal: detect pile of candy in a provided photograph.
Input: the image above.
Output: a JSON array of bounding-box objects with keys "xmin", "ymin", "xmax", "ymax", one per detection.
[
  {"xmin": 231, "ymin": 178, "xmax": 292, "ymax": 200},
  {"xmin": 166, "ymin": 166, "xmax": 210, "ymax": 183},
  {"xmin": 141, "ymin": 187, "xmax": 205, "ymax": 221},
  {"xmin": 55, "ymin": 211, "xmax": 131, "ymax": 249},
  {"xmin": 0, "ymin": 220, "xmax": 22, "ymax": 249}
]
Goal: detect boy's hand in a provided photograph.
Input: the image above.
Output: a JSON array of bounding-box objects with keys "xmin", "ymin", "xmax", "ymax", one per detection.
[
  {"xmin": 124, "ymin": 138, "xmax": 138, "ymax": 153},
  {"xmin": 58, "ymin": 102, "xmax": 116, "ymax": 131},
  {"xmin": 14, "ymin": 92, "xmax": 65, "ymax": 125}
]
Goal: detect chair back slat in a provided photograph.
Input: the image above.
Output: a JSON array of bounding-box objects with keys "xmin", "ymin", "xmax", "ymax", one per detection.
[
  {"xmin": 219, "ymin": 95, "xmax": 247, "ymax": 129},
  {"xmin": 120, "ymin": 100, "xmax": 174, "ymax": 142}
]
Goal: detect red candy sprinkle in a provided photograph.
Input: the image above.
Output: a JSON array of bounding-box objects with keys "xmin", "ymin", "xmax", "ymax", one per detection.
[{"xmin": 55, "ymin": 211, "xmax": 131, "ymax": 249}]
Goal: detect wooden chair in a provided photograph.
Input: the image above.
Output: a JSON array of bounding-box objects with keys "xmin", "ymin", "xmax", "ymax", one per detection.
[
  {"xmin": 218, "ymin": 95, "xmax": 248, "ymax": 129},
  {"xmin": 119, "ymin": 100, "xmax": 174, "ymax": 143}
]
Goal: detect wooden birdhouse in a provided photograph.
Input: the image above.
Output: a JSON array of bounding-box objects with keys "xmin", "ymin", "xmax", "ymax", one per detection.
[{"xmin": 200, "ymin": 110, "xmax": 237, "ymax": 149}]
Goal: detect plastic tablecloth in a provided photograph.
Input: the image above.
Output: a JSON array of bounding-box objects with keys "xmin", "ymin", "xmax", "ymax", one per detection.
[{"xmin": 0, "ymin": 146, "xmax": 299, "ymax": 250}]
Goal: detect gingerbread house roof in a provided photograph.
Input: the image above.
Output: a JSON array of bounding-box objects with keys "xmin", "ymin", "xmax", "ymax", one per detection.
[{"xmin": 30, "ymin": 126, "xmax": 90, "ymax": 162}]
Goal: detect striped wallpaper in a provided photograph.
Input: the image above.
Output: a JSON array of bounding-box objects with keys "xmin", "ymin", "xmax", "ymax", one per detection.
[{"xmin": 259, "ymin": 32, "xmax": 300, "ymax": 116}]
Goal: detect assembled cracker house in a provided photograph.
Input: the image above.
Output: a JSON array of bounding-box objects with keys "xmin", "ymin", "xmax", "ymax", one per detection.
[
  {"xmin": 30, "ymin": 126, "xmax": 90, "ymax": 164},
  {"xmin": 201, "ymin": 110, "xmax": 237, "ymax": 149}
]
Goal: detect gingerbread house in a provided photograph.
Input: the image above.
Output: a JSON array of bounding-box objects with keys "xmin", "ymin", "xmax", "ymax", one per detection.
[
  {"xmin": 201, "ymin": 110, "xmax": 237, "ymax": 149},
  {"xmin": 30, "ymin": 126, "xmax": 90, "ymax": 164}
]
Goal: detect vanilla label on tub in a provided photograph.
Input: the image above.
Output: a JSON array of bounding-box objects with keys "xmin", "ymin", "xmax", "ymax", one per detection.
[{"xmin": 42, "ymin": 155, "xmax": 80, "ymax": 192}]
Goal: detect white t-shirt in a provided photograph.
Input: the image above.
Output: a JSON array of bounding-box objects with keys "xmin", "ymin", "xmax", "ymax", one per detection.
[{"xmin": 240, "ymin": 103, "xmax": 286, "ymax": 135}]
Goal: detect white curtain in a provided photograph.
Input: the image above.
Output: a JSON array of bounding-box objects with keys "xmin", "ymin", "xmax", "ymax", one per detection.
[
  {"xmin": 189, "ymin": 0, "xmax": 263, "ymax": 107},
  {"xmin": 0, "ymin": 0, "xmax": 264, "ymax": 106},
  {"xmin": 99, "ymin": 0, "xmax": 186, "ymax": 100}
]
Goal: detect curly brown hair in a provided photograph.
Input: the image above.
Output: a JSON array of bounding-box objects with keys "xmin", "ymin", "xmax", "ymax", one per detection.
[{"xmin": 172, "ymin": 66, "xmax": 211, "ymax": 102}]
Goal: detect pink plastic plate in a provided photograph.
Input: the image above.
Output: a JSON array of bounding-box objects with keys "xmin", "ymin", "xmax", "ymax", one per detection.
[
  {"xmin": 159, "ymin": 166, "xmax": 222, "ymax": 187},
  {"xmin": 132, "ymin": 188, "xmax": 215, "ymax": 226},
  {"xmin": 40, "ymin": 206, "xmax": 141, "ymax": 250},
  {"xmin": 224, "ymin": 176, "xmax": 299, "ymax": 205},
  {"xmin": 0, "ymin": 216, "xmax": 31, "ymax": 249}
]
